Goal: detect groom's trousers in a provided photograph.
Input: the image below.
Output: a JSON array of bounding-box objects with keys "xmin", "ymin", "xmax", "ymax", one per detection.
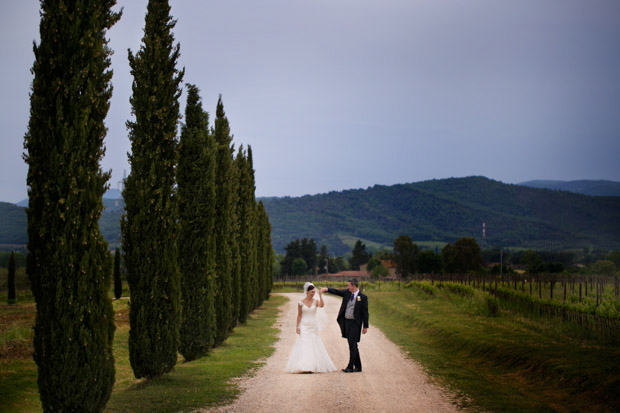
[{"xmin": 344, "ymin": 318, "xmax": 362, "ymax": 370}]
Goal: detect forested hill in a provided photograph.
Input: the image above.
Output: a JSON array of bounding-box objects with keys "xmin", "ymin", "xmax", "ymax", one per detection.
[
  {"xmin": 2, "ymin": 177, "xmax": 620, "ymax": 255},
  {"xmin": 519, "ymin": 179, "xmax": 620, "ymax": 196},
  {"xmin": 0, "ymin": 202, "xmax": 27, "ymax": 245},
  {"xmin": 261, "ymin": 176, "xmax": 620, "ymax": 255}
]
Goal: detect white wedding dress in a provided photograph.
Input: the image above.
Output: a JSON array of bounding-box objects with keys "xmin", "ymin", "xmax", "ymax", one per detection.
[{"xmin": 286, "ymin": 299, "xmax": 336, "ymax": 373}]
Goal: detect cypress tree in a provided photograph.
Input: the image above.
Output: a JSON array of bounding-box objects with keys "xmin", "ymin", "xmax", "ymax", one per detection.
[
  {"xmin": 213, "ymin": 96, "xmax": 235, "ymax": 344},
  {"xmin": 178, "ymin": 84, "xmax": 216, "ymax": 360},
  {"xmin": 229, "ymin": 156, "xmax": 241, "ymax": 332},
  {"xmin": 113, "ymin": 248, "xmax": 122, "ymax": 300},
  {"xmin": 236, "ymin": 146, "xmax": 257, "ymax": 322},
  {"xmin": 256, "ymin": 201, "xmax": 274, "ymax": 304},
  {"xmin": 122, "ymin": 0, "xmax": 184, "ymax": 378},
  {"xmin": 23, "ymin": 1, "xmax": 119, "ymax": 410},
  {"xmin": 7, "ymin": 251, "xmax": 16, "ymax": 304}
]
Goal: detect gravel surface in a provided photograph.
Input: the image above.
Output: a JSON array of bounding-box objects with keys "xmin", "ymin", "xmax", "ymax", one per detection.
[{"xmin": 195, "ymin": 293, "xmax": 460, "ymax": 413}]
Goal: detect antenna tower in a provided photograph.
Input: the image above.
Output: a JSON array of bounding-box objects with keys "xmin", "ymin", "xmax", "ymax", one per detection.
[{"xmin": 117, "ymin": 169, "xmax": 126, "ymax": 192}]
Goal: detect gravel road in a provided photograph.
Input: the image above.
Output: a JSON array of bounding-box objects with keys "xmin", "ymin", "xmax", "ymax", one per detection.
[{"xmin": 196, "ymin": 293, "xmax": 460, "ymax": 413}]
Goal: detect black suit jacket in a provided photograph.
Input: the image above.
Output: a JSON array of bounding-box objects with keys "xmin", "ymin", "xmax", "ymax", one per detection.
[{"xmin": 326, "ymin": 288, "xmax": 369, "ymax": 342}]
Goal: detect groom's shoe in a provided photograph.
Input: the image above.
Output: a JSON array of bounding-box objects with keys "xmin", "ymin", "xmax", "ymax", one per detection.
[
  {"xmin": 342, "ymin": 368, "xmax": 355, "ymax": 373},
  {"xmin": 353, "ymin": 368, "xmax": 362, "ymax": 373}
]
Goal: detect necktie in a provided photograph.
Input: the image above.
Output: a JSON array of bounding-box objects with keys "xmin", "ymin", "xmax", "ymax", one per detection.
[{"xmin": 350, "ymin": 294, "xmax": 354, "ymax": 302}]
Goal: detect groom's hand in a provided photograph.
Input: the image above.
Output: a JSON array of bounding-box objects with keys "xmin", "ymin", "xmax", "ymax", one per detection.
[{"xmin": 320, "ymin": 288, "xmax": 328, "ymax": 293}]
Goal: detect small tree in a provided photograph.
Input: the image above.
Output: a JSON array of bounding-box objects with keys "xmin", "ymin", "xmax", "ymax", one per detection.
[
  {"xmin": 113, "ymin": 248, "xmax": 122, "ymax": 300},
  {"xmin": 607, "ymin": 250, "xmax": 620, "ymax": 268},
  {"xmin": 7, "ymin": 252, "xmax": 16, "ymax": 304},
  {"xmin": 443, "ymin": 237, "xmax": 482, "ymax": 273},
  {"xmin": 300, "ymin": 238, "xmax": 318, "ymax": 271},
  {"xmin": 520, "ymin": 249, "xmax": 544, "ymax": 274},
  {"xmin": 371, "ymin": 263, "xmax": 389, "ymax": 279},
  {"xmin": 418, "ymin": 250, "xmax": 442, "ymax": 274},
  {"xmin": 349, "ymin": 240, "xmax": 371, "ymax": 270},
  {"xmin": 281, "ymin": 239, "xmax": 301, "ymax": 276},
  {"xmin": 591, "ymin": 260, "xmax": 616, "ymax": 276},
  {"xmin": 292, "ymin": 258, "xmax": 308, "ymax": 276},
  {"xmin": 366, "ymin": 257, "xmax": 381, "ymax": 273},
  {"xmin": 393, "ymin": 235, "xmax": 419, "ymax": 280}
]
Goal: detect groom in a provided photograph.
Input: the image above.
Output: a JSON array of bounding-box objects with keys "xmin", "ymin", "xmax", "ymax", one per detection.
[{"xmin": 321, "ymin": 278, "xmax": 369, "ymax": 373}]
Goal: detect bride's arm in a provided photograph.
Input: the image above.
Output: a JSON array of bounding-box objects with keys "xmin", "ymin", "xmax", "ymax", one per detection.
[
  {"xmin": 317, "ymin": 289, "xmax": 325, "ymax": 308},
  {"xmin": 295, "ymin": 303, "xmax": 302, "ymax": 334}
]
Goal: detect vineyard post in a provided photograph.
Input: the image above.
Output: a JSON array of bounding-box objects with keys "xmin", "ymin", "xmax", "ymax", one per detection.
[{"xmin": 563, "ymin": 280, "xmax": 567, "ymax": 304}]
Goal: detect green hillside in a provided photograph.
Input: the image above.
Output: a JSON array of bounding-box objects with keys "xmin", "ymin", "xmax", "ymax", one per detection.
[
  {"xmin": 519, "ymin": 179, "xmax": 620, "ymax": 196},
  {"xmin": 261, "ymin": 176, "xmax": 620, "ymax": 254},
  {"xmin": 0, "ymin": 202, "xmax": 27, "ymax": 245},
  {"xmin": 3, "ymin": 177, "xmax": 620, "ymax": 255}
]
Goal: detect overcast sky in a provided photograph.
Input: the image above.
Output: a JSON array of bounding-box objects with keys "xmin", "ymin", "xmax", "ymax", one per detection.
[{"xmin": 2, "ymin": 0, "xmax": 619, "ymax": 203}]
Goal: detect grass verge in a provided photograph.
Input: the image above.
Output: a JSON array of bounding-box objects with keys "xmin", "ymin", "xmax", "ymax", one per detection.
[
  {"xmin": 106, "ymin": 294, "xmax": 285, "ymax": 412},
  {"xmin": 369, "ymin": 286, "xmax": 620, "ymax": 412},
  {"xmin": 0, "ymin": 295, "xmax": 286, "ymax": 413}
]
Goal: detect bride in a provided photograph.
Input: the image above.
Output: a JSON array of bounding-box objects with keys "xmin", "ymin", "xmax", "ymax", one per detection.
[{"xmin": 286, "ymin": 282, "xmax": 336, "ymax": 373}]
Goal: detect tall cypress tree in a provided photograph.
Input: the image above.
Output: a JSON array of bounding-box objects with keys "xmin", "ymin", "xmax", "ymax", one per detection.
[
  {"xmin": 178, "ymin": 84, "xmax": 216, "ymax": 360},
  {"xmin": 236, "ymin": 146, "xmax": 257, "ymax": 322},
  {"xmin": 229, "ymin": 155, "xmax": 241, "ymax": 332},
  {"xmin": 256, "ymin": 201, "xmax": 274, "ymax": 303},
  {"xmin": 23, "ymin": 1, "xmax": 119, "ymax": 410},
  {"xmin": 122, "ymin": 0, "xmax": 184, "ymax": 378},
  {"xmin": 213, "ymin": 96, "xmax": 235, "ymax": 344}
]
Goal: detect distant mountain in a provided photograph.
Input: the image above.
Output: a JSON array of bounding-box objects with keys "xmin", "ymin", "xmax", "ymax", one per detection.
[
  {"xmin": 261, "ymin": 176, "xmax": 620, "ymax": 255},
  {"xmin": 15, "ymin": 188, "xmax": 123, "ymax": 207},
  {"xmin": 104, "ymin": 188, "xmax": 123, "ymax": 199},
  {"xmin": 3, "ymin": 177, "xmax": 620, "ymax": 254},
  {"xmin": 0, "ymin": 202, "xmax": 27, "ymax": 244},
  {"xmin": 518, "ymin": 179, "xmax": 620, "ymax": 196}
]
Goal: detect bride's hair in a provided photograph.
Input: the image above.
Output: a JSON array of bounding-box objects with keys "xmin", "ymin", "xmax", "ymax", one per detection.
[{"xmin": 303, "ymin": 282, "xmax": 315, "ymax": 295}]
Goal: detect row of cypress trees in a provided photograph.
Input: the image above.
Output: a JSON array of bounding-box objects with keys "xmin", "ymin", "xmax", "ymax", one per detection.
[
  {"xmin": 177, "ymin": 86, "xmax": 273, "ymax": 360},
  {"xmin": 24, "ymin": 0, "xmax": 273, "ymax": 410},
  {"xmin": 122, "ymin": 0, "xmax": 273, "ymax": 377}
]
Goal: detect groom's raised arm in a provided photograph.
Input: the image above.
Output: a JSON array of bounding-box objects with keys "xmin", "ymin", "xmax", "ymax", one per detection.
[{"xmin": 322, "ymin": 287, "xmax": 345, "ymax": 297}]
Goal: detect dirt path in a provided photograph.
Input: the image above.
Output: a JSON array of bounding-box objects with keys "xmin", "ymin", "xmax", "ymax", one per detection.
[{"xmin": 196, "ymin": 293, "xmax": 460, "ymax": 413}]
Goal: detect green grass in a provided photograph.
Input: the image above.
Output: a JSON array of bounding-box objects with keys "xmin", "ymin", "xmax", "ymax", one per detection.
[
  {"xmin": 0, "ymin": 302, "xmax": 39, "ymax": 413},
  {"xmin": 106, "ymin": 295, "xmax": 285, "ymax": 412},
  {"xmin": 0, "ymin": 295, "xmax": 286, "ymax": 413},
  {"xmin": 369, "ymin": 284, "xmax": 620, "ymax": 412}
]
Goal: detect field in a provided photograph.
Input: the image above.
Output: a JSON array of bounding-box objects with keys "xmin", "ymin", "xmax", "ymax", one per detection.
[{"xmin": 371, "ymin": 281, "xmax": 619, "ymax": 411}]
